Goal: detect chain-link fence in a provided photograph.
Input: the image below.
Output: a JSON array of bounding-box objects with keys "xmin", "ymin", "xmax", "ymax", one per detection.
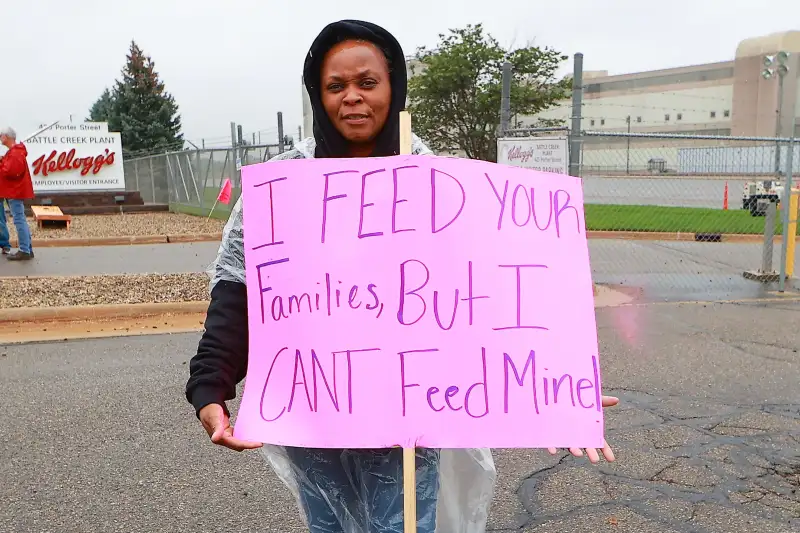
[
  {"xmin": 123, "ymin": 143, "xmax": 282, "ymax": 218},
  {"xmin": 125, "ymin": 129, "xmax": 798, "ymax": 299},
  {"xmin": 501, "ymin": 127, "xmax": 800, "ymax": 299}
]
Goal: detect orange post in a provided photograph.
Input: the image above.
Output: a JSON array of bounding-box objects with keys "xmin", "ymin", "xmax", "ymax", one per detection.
[{"xmin": 723, "ymin": 181, "xmax": 729, "ymax": 210}]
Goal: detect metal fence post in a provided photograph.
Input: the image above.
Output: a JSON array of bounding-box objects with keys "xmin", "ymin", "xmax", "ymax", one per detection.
[
  {"xmin": 278, "ymin": 112, "xmax": 285, "ymax": 153},
  {"xmin": 762, "ymin": 202, "xmax": 777, "ymax": 274},
  {"xmin": 134, "ymin": 160, "xmax": 140, "ymax": 193},
  {"xmin": 231, "ymin": 122, "xmax": 241, "ymax": 191},
  {"xmin": 779, "ymin": 137, "xmax": 795, "ymax": 292},
  {"xmin": 195, "ymin": 150, "xmax": 202, "ymax": 207},
  {"xmin": 568, "ymin": 53, "xmax": 583, "ymax": 177},
  {"xmin": 500, "ymin": 61, "xmax": 512, "ymax": 135},
  {"xmin": 149, "ymin": 157, "xmax": 156, "ymax": 203}
]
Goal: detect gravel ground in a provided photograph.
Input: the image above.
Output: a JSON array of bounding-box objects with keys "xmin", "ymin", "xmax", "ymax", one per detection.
[
  {"xmin": 0, "ymin": 273, "xmax": 209, "ymax": 308},
  {"xmin": 5, "ymin": 212, "xmax": 225, "ymax": 240}
]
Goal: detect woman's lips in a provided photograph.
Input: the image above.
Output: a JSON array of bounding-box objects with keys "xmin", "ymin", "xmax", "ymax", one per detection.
[{"xmin": 342, "ymin": 114, "xmax": 369, "ymax": 125}]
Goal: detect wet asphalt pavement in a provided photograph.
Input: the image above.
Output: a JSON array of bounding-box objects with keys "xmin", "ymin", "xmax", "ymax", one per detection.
[
  {"xmin": 1, "ymin": 299, "xmax": 798, "ymax": 533},
  {"xmin": 0, "ymin": 242, "xmax": 220, "ymax": 278}
]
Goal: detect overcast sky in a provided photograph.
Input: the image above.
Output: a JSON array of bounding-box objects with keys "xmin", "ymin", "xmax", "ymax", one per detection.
[{"xmin": 4, "ymin": 0, "xmax": 799, "ymax": 150}]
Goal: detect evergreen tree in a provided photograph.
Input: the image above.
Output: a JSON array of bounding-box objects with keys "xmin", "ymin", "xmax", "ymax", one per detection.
[
  {"xmin": 408, "ymin": 24, "xmax": 570, "ymax": 162},
  {"xmin": 87, "ymin": 88, "xmax": 114, "ymax": 122},
  {"xmin": 110, "ymin": 41, "xmax": 183, "ymax": 155}
]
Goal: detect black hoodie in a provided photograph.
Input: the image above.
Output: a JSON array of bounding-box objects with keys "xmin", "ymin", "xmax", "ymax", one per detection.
[
  {"xmin": 186, "ymin": 20, "xmax": 407, "ymax": 417},
  {"xmin": 303, "ymin": 20, "xmax": 407, "ymax": 159}
]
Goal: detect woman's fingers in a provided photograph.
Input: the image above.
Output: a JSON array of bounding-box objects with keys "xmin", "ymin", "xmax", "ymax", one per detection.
[
  {"xmin": 601, "ymin": 395, "xmax": 620, "ymax": 408},
  {"xmin": 216, "ymin": 434, "xmax": 264, "ymax": 452},
  {"xmin": 210, "ymin": 425, "xmax": 262, "ymax": 452},
  {"xmin": 547, "ymin": 443, "xmax": 615, "ymax": 463},
  {"xmin": 602, "ymin": 440, "xmax": 616, "ymax": 462},
  {"xmin": 585, "ymin": 447, "xmax": 601, "ymax": 464}
]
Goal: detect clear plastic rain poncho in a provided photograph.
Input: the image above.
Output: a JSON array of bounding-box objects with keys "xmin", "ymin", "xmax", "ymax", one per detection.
[{"xmin": 207, "ymin": 136, "xmax": 497, "ymax": 533}]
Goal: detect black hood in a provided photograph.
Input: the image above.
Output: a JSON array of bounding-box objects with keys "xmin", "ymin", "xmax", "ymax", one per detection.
[{"xmin": 303, "ymin": 20, "xmax": 407, "ymax": 158}]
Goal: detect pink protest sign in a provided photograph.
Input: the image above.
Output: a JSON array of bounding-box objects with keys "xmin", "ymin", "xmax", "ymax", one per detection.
[{"xmin": 233, "ymin": 154, "xmax": 603, "ymax": 449}]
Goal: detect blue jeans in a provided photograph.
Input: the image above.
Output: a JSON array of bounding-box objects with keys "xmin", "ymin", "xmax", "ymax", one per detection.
[
  {"xmin": 0, "ymin": 199, "xmax": 32, "ymax": 254},
  {"xmin": 285, "ymin": 447, "xmax": 440, "ymax": 533}
]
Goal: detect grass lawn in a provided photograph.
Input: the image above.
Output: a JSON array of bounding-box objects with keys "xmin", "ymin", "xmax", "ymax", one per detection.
[
  {"xmin": 584, "ymin": 204, "xmax": 783, "ymax": 235},
  {"xmin": 170, "ymin": 186, "xmax": 243, "ymax": 220},
  {"xmin": 172, "ymin": 197, "xmax": 784, "ymax": 235}
]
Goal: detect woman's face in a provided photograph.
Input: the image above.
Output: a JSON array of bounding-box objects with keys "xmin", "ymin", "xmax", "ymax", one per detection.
[{"xmin": 320, "ymin": 40, "xmax": 392, "ymax": 147}]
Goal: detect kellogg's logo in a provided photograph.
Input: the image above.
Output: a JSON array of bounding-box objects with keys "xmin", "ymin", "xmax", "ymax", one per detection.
[
  {"xmin": 32, "ymin": 148, "xmax": 116, "ymax": 177},
  {"xmin": 506, "ymin": 145, "xmax": 535, "ymax": 163}
]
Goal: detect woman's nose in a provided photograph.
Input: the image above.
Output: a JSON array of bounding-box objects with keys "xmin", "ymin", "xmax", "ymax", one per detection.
[{"xmin": 342, "ymin": 89, "xmax": 363, "ymax": 104}]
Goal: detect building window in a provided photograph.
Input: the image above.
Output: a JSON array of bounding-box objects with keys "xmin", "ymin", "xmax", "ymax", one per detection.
[
  {"xmin": 724, "ymin": 109, "xmax": 730, "ymax": 117},
  {"xmin": 637, "ymin": 116, "xmax": 642, "ymax": 123},
  {"xmin": 590, "ymin": 119, "xmax": 595, "ymax": 126},
  {"xmin": 601, "ymin": 119, "xmax": 605, "ymax": 126},
  {"xmin": 665, "ymin": 114, "xmax": 670, "ymax": 121},
  {"xmin": 710, "ymin": 111, "xmax": 716, "ymax": 118},
  {"xmin": 677, "ymin": 113, "xmax": 683, "ymax": 121}
]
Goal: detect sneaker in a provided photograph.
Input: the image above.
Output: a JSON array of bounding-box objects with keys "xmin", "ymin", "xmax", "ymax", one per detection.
[{"xmin": 6, "ymin": 251, "xmax": 33, "ymax": 261}]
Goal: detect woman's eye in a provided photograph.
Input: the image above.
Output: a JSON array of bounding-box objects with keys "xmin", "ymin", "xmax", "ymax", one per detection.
[
  {"xmin": 361, "ymin": 79, "xmax": 377, "ymax": 88},
  {"xmin": 327, "ymin": 83, "xmax": 343, "ymax": 91}
]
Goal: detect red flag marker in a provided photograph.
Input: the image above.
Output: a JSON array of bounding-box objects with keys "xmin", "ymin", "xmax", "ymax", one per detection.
[
  {"xmin": 218, "ymin": 178, "xmax": 232, "ymax": 205},
  {"xmin": 208, "ymin": 178, "xmax": 233, "ymax": 219}
]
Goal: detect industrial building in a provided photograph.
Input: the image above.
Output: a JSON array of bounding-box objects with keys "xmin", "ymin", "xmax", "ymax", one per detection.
[
  {"xmin": 525, "ymin": 30, "xmax": 800, "ymax": 175},
  {"xmin": 528, "ymin": 30, "xmax": 800, "ymax": 139}
]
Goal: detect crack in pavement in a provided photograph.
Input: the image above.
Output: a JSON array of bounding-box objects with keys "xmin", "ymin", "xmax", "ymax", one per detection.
[{"xmin": 504, "ymin": 388, "xmax": 800, "ymax": 531}]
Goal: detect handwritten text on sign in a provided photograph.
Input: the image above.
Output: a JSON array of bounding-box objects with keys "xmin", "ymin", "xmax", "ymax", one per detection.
[{"xmin": 234, "ymin": 155, "xmax": 602, "ymax": 449}]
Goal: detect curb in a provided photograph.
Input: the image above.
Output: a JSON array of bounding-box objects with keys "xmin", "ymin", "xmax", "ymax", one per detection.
[
  {"xmin": 8, "ymin": 233, "xmax": 223, "ymax": 248},
  {"xmin": 0, "ymin": 301, "xmax": 209, "ymax": 324},
  {"xmin": 586, "ymin": 231, "xmax": 793, "ymax": 243},
  {"xmin": 9, "ymin": 231, "xmax": 793, "ymax": 248},
  {"xmin": 166, "ymin": 233, "xmax": 224, "ymax": 243}
]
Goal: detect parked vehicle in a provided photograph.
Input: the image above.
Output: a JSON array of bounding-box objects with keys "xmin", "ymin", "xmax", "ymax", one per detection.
[{"xmin": 742, "ymin": 180, "xmax": 784, "ymax": 216}]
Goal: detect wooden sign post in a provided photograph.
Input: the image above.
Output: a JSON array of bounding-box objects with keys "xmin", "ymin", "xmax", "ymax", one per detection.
[{"xmin": 398, "ymin": 110, "xmax": 417, "ymax": 533}]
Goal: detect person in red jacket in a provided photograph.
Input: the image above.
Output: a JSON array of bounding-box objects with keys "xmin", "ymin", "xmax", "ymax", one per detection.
[{"xmin": 0, "ymin": 127, "xmax": 35, "ymax": 260}]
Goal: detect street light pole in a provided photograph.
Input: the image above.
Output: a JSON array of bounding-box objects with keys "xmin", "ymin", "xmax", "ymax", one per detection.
[
  {"xmin": 763, "ymin": 52, "xmax": 790, "ymax": 178},
  {"xmin": 763, "ymin": 51, "xmax": 796, "ymax": 291},
  {"xmin": 775, "ymin": 73, "xmax": 785, "ymax": 173}
]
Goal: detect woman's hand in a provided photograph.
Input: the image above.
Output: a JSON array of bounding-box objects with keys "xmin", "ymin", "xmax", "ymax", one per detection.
[
  {"xmin": 199, "ymin": 403, "xmax": 263, "ymax": 452},
  {"xmin": 547, "ymin": 395, "xmax": 618, "ymax": 464}
]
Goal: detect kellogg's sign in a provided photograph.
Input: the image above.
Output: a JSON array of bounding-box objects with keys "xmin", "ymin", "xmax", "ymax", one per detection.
[
  {"xmin": 23, "ymin": 122, "xmax": 125, "ymax": 192},
  {"xmin": 497, "ymin": 136, "xmax": 569, "ymax": 175}
]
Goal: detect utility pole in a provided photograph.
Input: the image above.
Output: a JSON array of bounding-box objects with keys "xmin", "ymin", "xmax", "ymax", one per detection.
[
  {"xmin": 277, "ymin": 112, "xmax": 285, "ymax": 153},
  {"xmin": 763, "ymin": 51, "xmax": 790, "ymax": 181},
  {"xmin": 779, "ymin": 142, "xmax": 795, "ymax": 292},
  {"xmin": 568, "ymin": 53, "xmax": 584, "ymax": 178}
]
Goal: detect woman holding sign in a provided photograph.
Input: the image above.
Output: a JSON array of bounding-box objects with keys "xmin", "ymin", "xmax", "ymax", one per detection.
[{"xmin": 186, "ymin": 19, "xmax": 616, "ymax": 533}]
